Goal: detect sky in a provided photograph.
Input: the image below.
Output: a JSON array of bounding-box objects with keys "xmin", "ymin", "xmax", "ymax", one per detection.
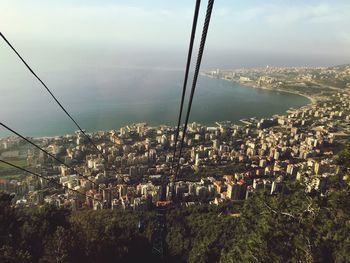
[
  {"xmin": 0, "ymin": 0, "xmax": 350, "ymax": 137},
  {"xmin": 1, "ymin": 0, "xmax": 350, "ymax": 68}
]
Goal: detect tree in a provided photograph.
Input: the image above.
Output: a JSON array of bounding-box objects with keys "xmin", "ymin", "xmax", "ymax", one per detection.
[
  {"xmin": 335, "ymin": 149, "xmax": 350, "ymax": 169},
  {"xmin": 43, "ymin": 226, "xmax": 76, "ymax": 263},
  {"xmin": 0, "ymin": 245, "xmax": 31, "ymax": 263}
]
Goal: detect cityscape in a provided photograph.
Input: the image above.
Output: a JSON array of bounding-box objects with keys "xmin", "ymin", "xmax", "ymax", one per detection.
[
  {"xmin": 1, "ymin": 0, "xmax": 350, "ymax": 262},
  {"xmin": 1, "ymin": 65, "xmax": 349, "ymax": 210}
]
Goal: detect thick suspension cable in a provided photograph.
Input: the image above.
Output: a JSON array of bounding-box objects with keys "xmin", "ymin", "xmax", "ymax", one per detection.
[
  {"xmin": 0, "ymin": 122, "xmax": 102, "ymax": 190},
  {"xmin": 171, "ymin": 0, "xmax": 201, "ymax": 171},
  {"xmin": 0, "ymin": 159, "xmax": 99, "ymax": 202},
  {"xmin": 175, "ymin": 0, "xmax": 214, "ymax": 179},
  {"xmin": 0, "ymin": 32, "xmax": 107, "ymax": 161}
]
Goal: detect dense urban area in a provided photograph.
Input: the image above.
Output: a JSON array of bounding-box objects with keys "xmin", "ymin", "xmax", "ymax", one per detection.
[{"xmin": 1, "ymin": 64, "xmax": 350, "ymax": 262}]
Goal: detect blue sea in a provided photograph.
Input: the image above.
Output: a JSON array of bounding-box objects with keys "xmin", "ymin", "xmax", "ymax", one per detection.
[{"xmin": 0, "ymin": 66, "xmax": 309, "ymax": 137}]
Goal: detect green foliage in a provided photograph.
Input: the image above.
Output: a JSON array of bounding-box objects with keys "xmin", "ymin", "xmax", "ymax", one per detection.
[
  {"xmin": 0, "ymin": 245, "xmax": 31, "ymax": 263},
  {"xmin": 68, "ymin": 209, "xmax": 153, "ymax": 262},
  {"xmin": 220, "ymin": 182, "xmax": 350, "ymax": 263},
  {"xmin": 0, "ymin": 178, "xmax": 349, "ymax": 263},
  {"xmin": 0, "ymin": 159, "xmax": 27, "ymax": 170},
  {"xmin": 166, "ymin": 204, "xmax": 239, "ymax": 263},
  {"xmin": 335, "ymin": 149, "xmax": 350, "ymax": 169}
]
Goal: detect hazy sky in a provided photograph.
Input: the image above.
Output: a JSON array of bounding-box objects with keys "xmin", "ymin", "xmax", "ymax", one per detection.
[
  {"xmin": 1, "ymin": 0, "xmax": 350, "ymax": 68},
  {"xmin": 0, "ymin": 0, "xmax": 350, "ymax": 137}
]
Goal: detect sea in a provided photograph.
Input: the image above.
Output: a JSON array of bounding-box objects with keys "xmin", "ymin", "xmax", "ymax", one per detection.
[{"xmin": 0, "ymin": 67, "xmax": 309, "ymax": 138}]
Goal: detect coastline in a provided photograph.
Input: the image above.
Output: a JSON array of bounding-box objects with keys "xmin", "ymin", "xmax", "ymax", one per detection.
[
  {"xmin": 1, "ymin": 76, "xmax": 317, "ymax": 140},
  {"xmin": 202, "ymin": 73, "xmax": 317, "ymax": 126},
  {"xmin": 215, "ymin": 76, "xmax": 317, "ymax": 105},
  {"xmin": 235, "ymin": 80, "xmax": 316, "ymax": 105}
]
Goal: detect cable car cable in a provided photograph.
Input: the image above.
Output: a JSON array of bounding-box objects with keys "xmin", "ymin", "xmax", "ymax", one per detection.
[
  {"xmin": 0, "ymin": 159, "xmax": 100, "ymax": 202},
  {"xmin": 171, "ymin": 0, "xmax": 201, "ymax": 172},
  {"xmin": 0, "ymin": 32, "xmax": 107, "ymax": 161},
  {"xmin": 0, "ymin": 122, "xmax": 104, "ymax": 191},
  {"xmin": 174, "ymin": 0, "xmax": 214, "ymax": 180}
]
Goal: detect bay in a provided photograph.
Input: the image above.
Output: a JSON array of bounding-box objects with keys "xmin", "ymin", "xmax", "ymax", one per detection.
[{"xmin": 0, "ymin": 67, "xmax": 309, "ymax": 137}]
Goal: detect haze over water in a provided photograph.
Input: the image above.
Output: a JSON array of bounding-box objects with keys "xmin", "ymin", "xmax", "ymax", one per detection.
[
  {"xmin": 2, "ymin": 0, "xmax": 349, "ymax": 138},
  {"xmin": 0, "ymin": 66, "xmax": 309, "ymax": 137}
]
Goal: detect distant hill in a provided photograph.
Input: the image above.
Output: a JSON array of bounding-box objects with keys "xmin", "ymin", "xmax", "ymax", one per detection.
[
  {"xmin": 313, "ymin": 63, "xmax": 350, "ymax": 89},
  {"xmin": 327, "ymin": 63, "xmax": 350, "ymax": 70}
]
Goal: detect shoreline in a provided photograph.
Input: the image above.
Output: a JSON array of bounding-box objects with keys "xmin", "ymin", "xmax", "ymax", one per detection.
[
  {"xmin": 211, "ymin": 75, "xmax": 317, "ymax": 105},
  {"xmin": 1, "ymin": 77, "xmax": 317, "ymax": 140},
  {"xmin": 234, "ymin": 80, "xmax": 317, "ymax": 105},
  {"xmin": 202, "ymin": 73, "xmax": 317, "ymax": 126}
]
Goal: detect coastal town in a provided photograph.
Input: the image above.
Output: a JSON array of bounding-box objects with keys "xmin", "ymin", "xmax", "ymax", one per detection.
[{"xmin": 1, "ymin": 65, "xmax": 349, "ymax": 210}]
